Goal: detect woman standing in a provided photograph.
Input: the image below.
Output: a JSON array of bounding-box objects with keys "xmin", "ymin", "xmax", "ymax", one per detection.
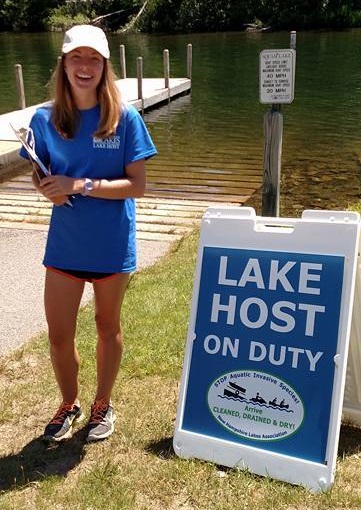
[{"xmin": 20, "ymin": 25, "xmax": 157, "ymax": 442}]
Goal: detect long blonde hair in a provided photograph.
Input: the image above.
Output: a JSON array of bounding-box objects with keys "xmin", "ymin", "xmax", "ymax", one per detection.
[{"xmin": 51, "ymin": 55, "xmax": 122, "ymax": 139}]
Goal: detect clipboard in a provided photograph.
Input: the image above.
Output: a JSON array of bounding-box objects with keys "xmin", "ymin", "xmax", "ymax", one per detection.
[
  {"xmin": 10, "ymin": 123, "xmax": 73, "ymax": 208},
  {"xmin": 10, "ymin": 123, "xmax": 50, "ymax": 181}
]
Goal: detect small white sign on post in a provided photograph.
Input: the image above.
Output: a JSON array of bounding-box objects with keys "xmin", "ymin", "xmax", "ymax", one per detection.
[{"xmin": 260, "ymin": 49, "xmax": 296, "ymax": 104}]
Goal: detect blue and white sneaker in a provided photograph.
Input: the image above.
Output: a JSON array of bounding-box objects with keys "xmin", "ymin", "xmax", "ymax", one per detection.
[
  {"xmin": 86, "ymin": 399, "xmax": 116, "ymax": 442},
  {"xmin": 43, "ymin": 402, "xmax": 84, "ymax": 442}
]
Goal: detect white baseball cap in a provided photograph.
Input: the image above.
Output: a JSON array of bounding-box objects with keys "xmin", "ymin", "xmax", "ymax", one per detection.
[{"xmin": 62, "ymin": 25, "xmax": 110, "ymax": 59}]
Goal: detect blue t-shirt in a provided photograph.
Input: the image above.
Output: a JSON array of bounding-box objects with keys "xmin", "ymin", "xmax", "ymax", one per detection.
[{"xmin": 20, "ymin": 103, "xmax": 157, "ymax": 272}]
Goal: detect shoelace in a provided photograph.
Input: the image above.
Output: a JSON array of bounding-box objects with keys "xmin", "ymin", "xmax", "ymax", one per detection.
[
  {"xmin": 50, "ymin": 402, "xmax": 75, "ymax": 425},
  {"xmin": 89, "ymin": 400, "xmax": 109, "ymax": 424}
]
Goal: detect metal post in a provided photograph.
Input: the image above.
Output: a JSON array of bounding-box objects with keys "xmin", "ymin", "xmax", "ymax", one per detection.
[
  {"xmin": 120, "ymin": 44, "xmax": 126, "ymax": 79},
  {"xmin": 290, "ymin": 31, "xmax": 297, "ymax": 50},
  {"xmin": 137, "ymin": 56, "xmax": 144, "ymax": 113},
  {"xmin": 163, "ymin": 49, "xmax": 170, "ymax": 100},
  {"xmin": 187, "ymin": 43, "xmax": 193, "ymax": 81},
  {"xmin": 15, "ymin": 64, "xmax": 26, "ymax": 109}
]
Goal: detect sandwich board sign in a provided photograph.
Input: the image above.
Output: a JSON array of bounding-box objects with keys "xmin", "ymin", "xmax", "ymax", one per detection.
[{"xmin": 173, "ymin": 207, "xmax": 360, "ymax": 492}]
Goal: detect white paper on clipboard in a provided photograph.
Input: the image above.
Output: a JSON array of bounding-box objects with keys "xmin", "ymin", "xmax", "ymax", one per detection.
[
  {"xmin": 10, "ymin": 123, "xmax": 74, "ymax": 208},
  {"xmin": 9, "ymin": 123, "xmax": 50, "ymax": 178}
]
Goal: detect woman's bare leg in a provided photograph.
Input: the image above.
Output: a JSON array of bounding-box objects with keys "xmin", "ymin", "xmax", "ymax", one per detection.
[
  {"xmin": 44, "ymin": 269, "xmax": 85, "ymax": 404},
  {"xmin": 92, "ymin": 273, "xmax": 129, "ymax": 403}
]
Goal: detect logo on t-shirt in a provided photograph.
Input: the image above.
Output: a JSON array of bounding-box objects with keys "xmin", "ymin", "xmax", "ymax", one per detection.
[{"xmin": 93, "ymin": 136, "xmax": 121, "ymax": 149}]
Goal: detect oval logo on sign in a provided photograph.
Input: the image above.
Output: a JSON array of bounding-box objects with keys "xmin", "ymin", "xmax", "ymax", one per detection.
[{"xmin": 208, "ymin": 370, "xmax": 304, "ymax": 441}]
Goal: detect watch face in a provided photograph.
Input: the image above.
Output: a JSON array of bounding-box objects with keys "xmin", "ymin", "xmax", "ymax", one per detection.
[
  {"xmin": 82, "ymin": 178, "xmax": 94, "ymax": 196},
  {"xmin": 85, "ymin": 179, "xmax": 94, "ymax": 192}
]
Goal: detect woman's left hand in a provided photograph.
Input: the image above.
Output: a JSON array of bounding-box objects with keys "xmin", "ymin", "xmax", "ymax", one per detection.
[{"xmin": 39, "ymin": 175, "xmax": 77, "ymax": 198}]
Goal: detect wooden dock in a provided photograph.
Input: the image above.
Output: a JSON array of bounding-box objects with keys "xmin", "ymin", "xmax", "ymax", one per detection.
[{"xmin": 0, "ymin": 76, "xmax": 191, "ymax": 163}]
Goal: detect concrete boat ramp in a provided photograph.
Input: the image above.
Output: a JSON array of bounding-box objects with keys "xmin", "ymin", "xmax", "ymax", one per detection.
[{"xmin": 0, "ymin": 171, "xmax": 228, "ymax": 242}]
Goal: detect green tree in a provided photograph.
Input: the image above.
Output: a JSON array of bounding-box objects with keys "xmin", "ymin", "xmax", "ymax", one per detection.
[
  {"xmin": 0, "ymin": 0, "xmax": 61, "ymax": 31},
  {"xmin": 135, "ymin": 0, "xmax": 183, "ymax": 33},
  {"xmin": 2, "ymin": 0, "xmax": 361, "ymax": 33},
  {"xmin": 46, "ymin": 0, "xmax": 142, "ymax": 30},
  {"xmin": 323, "ymin": 0, "xmax": 355, "ymax": 27}
]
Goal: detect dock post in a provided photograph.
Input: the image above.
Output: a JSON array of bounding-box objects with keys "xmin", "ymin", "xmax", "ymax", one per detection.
[
  {"xmin": 15, "ymin": 64, "xmax": 26, "ymax": 109},
  {"xmin": 187, "ymin": 44, "xmax": 192, "ymax": 81},
  {"xmin": 163, "ymin": 49, "xmax": 170, "ymax": 101},
  {"xmin": 120, "ymin": 45, "xmax": 126, "ymax": 79},
  {"xmin": 137, "ymin": 56, "xmax": 144, "ymax": 113},
  {"xmin": 290, "ymin": 31, "xmax": 297, "ymax": 50},
  {"xmin": 262, "ymin": 108, "xmax": 283, "ymax": 217}
]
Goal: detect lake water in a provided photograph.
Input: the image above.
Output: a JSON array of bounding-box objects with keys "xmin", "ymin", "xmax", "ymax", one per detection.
[{"xmin": 0, "ymin": 30, "xmax": 360, "ymax": 215}]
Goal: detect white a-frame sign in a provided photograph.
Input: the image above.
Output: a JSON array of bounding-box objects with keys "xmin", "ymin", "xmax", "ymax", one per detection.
[{"xmin": 173, "ymin": 207, "xmax": 360, "ymax": 492}]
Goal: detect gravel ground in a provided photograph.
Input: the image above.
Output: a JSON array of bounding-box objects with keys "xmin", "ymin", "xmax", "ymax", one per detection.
[{"xmin": 0, "ymin": 228, "xmax": 171, "ymax": 356}]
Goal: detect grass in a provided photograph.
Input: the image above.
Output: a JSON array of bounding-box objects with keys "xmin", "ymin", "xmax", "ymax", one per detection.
[{"xmin": 1, "ymin": 227, "xmax": 361, "ymax": 509}]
